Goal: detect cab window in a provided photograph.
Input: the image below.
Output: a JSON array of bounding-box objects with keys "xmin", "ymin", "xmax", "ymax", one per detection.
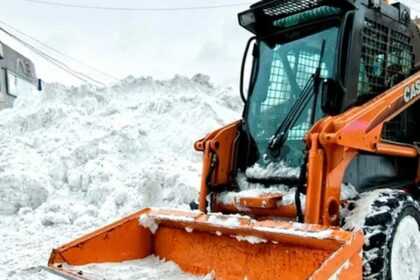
[
  {"xmin": 6, "ymin": 70, "xmax": 35, "ymax": 97},
  {"xmin": 357, "ymin": 19, "xmax": 413, "ymax": 97}
]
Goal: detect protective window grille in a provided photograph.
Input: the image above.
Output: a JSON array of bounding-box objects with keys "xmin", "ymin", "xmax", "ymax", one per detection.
[
  {"xmin": 262, "ymin": 0, "xmax": 323, "ymax": 18},
  {"xmin": 261, "ymin": 48, "xmax": 326, "ymax": 141},
  {"xmin": 358, "ymin": 18, "xmax": 413, "ymax": 96},
  {"xmin": 382, "ymin": 30, "xmax": 415, "ymax": 142},
  {"xmin": 382, "ymin": 103, "xmax": 420, "ymax": 144},
  {"xmin": 382, "ymin": 110, "xmax": 410, "ymax": 143},
  {"xmin": 389, "ymin": 30, "xmax": 413, "ymax": 82}
]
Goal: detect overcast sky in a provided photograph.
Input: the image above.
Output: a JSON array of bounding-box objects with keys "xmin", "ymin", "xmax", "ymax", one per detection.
[{"xmin": 1, "ymin": 0, "xmax": 419, "ymax": 87}]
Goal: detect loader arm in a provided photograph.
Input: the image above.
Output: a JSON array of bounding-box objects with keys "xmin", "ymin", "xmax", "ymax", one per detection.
[
  {"xmin": 305, "ymin": 71, "xmax": 420, "ymax": 225},
  {"xmin": 194, "ymin": 121, "xmax": 241, "ymax": 212}
]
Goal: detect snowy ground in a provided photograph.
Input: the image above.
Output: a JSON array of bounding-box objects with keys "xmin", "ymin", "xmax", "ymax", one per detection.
[{"xmin": 0, "ymin": 74, "xmax": 241, "ymax": 279}]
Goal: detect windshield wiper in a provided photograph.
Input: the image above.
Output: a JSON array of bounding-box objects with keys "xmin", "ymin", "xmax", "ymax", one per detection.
[
  {"xmin": 267, "ymin": 77, "xmax": 315, "ymax": 156},
  {"xmin": 267, "ymin": 40, "xmax": 326, "ymax": 157}
]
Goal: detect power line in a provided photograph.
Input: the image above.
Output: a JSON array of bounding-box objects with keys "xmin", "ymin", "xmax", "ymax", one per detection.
[
  {"xmin": 0, "ymin": 19, "xmax": 119, "ymax": 82},
  {"xmin": 0, "ymin": 25, "xmax": 106, "ymax": 86},
  {"xmin": 22, "ymin": 0, "xmax": 420, "ymax": 17},
  {"xmin": 23, "ymin": 0, "xmax": 251, "ymax": 11}
]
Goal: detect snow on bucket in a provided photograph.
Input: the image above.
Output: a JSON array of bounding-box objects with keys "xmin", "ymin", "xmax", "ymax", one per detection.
[{"xmin": 48, "ymin": 208, "xmax": 363, "ymax": 280}]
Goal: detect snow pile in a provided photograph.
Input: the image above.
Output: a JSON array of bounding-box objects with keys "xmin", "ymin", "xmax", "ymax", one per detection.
[
  {"xmin": 342, "ymin": 189, "xmax": 391, "ymax": 230},
  {"xmin": 64, "ymin": 256, "xmax": 214, "ymax": 280},
  {"xmin": 0, "ymin": 74, "xmax": 241, "ymax": 279},
  {"xmin": 234, "ymin": 235, "xmax": 268, "ymax": 244},
  {"xmin": 139, "ymin": 213, "xmax": 159, "ymax": 234},
  {"xmin": 340, "ymin": 183, "xmax": 359, "ymax": 201},
  {"xmin": 245, "ymin": 161, "xmax": 300, "ymax": 179},
  {"xmin": 206, "ymin": 213, "xmax": 242, "ymax": 228},
  {"xmin": 139, "ymin": 211, "xmax": 333, "ymax": 243},
  {"xmin": 253, "ymin": 225, "xmax": 333, "ymax": 240}
]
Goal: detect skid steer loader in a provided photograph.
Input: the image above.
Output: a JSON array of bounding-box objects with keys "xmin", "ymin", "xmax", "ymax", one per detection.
[{"xmin": 46, "ymin": 0, "xmax": 420, "ymax": 279}]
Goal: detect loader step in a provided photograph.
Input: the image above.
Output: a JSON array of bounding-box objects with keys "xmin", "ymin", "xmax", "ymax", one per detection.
[
  {"xmin": 239, "ymin": 193, "xmax": 283, "ymax": 208},
  {"xmin": 212, "ymin": 189, "xmax": 298, "ymax": 218}
]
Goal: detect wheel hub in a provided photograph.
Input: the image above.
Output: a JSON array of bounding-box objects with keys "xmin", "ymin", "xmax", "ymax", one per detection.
[{"xmin": 391, "ymin": 215, "xmax": 420, "ymax": 280}]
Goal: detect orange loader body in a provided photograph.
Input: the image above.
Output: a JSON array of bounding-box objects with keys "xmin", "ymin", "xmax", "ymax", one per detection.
[{"xmin": 46, "ymin": 0, "xmax": 420, "ymax": 278}]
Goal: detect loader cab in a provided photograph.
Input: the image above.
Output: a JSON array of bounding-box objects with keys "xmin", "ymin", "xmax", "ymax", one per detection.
[
  {"xmin": 0, "ymin": 41, "xmax": 41, "ymax": 110},
  {"xmin": 238, "ymin": 0, "xmax": 419, "ymax": 173}
]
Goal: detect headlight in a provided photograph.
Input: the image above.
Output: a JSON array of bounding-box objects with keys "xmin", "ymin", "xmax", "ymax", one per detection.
[{"xmin": 240, "ymin": 11, "xmax": 256, "ymax": 27}]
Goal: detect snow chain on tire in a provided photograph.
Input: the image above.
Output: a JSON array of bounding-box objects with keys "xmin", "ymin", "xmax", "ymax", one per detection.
[{"xmin": 342, "ymin": 189, "xmax": 420, "ymax": 280}]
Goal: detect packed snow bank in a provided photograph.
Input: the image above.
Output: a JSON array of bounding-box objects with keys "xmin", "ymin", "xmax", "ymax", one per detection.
[
  {"xmin": 64, "ymin": 256, "xmax": 214, "ymax": 280},
  {"xmin": 0, "ymin": 74, "xmax": 241, "ymax": 279}
]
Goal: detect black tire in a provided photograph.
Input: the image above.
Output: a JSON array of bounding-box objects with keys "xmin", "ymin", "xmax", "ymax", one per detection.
[{"xmin": 342, "ymin": 189, "xmax": 420, "ymax": 280}]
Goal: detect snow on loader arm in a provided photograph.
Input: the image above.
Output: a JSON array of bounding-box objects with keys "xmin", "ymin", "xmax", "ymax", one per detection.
[{"xmin": 47, "ymin": 208, "xmax": 363, "ymax": 280}]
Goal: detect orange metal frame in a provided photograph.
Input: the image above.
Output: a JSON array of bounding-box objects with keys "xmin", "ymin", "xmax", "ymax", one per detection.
[
  {"xmin": 48, "ymin": 209, "xmax": 364, "ymax": 280},
  {"xmin": 196, "ymin": 71, "xmax": 420, "ymax": 226},
  {"xmin": 195, "ymin": 121, "xmax": 241, "ymax": 212}
]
